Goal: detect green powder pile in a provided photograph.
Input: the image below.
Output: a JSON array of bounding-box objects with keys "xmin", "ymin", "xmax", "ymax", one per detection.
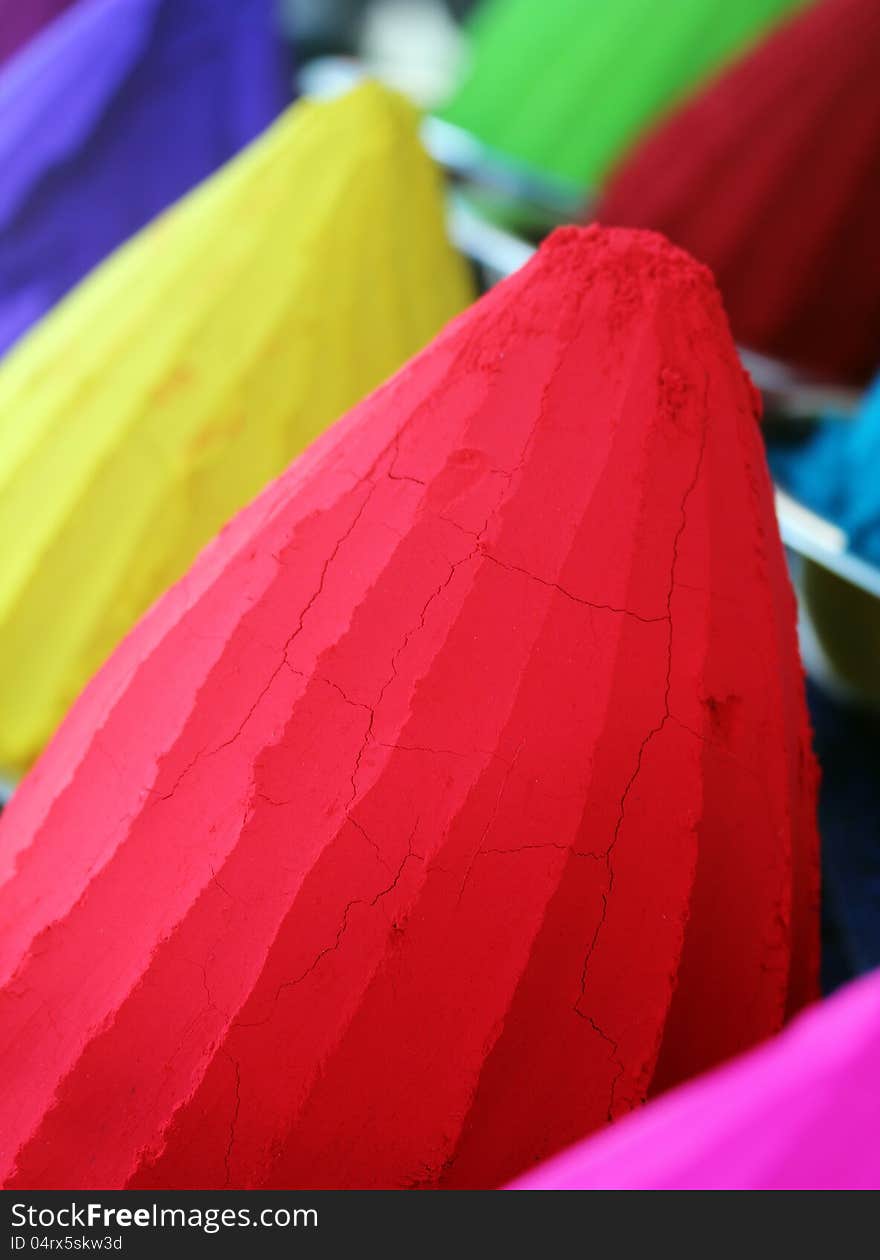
[{"xmin": 439, "ymin": 0, "xmax": 811, "ymax": 190}]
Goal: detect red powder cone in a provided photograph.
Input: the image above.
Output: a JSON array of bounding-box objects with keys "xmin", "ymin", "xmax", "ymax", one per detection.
[
  {"xmin": 596, "ymin": 0, "xmax": 880, "ymax": 385},
  {"xmin": 511, "ymin": 968, "xmax": 880, "ymax": 1190},
  {"xmin": 0, "ymin": 227, "xmax": 818, "ymax": 1190}
]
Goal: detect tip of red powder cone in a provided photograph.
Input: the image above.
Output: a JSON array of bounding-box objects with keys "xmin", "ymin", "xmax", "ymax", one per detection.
[
  {"xmin": 527, "ymin": 224, "xmax": 759, "ymax": 417},
  {"xmin": 531, "ymin": 224, "xmax": 736, "ymax": 340},
  {"xmin": 538, "ymin": 223, "xmax": 717, "ymax": 294}
]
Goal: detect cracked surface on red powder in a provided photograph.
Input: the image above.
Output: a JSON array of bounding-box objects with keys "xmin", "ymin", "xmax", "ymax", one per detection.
[{"xmin": 0, "ymin": 226, "xmax": 818, "ymax": 1189}]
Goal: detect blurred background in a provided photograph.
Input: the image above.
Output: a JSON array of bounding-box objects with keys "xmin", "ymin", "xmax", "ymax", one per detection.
[{"xmin": 1, "ymin": 0, "xmax": 877, "ymax": 996}]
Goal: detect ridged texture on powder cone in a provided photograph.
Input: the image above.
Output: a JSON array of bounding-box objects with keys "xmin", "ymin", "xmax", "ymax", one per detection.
[
  {"xmin": 596, "ymin": 0, "xmax": 880, "ymax": 384},
  {"xmin": 438, "ymin": 0, "xmax": 808, "ymax": 188},
  {"xmin": 0, "ymin": 227, "xmax": 818, "ymax": 1190},
  {"xmin": 511, "ymin": 968, "xmax": 880, "ymax": 1190},
  {"xmin": 0, "ymin": 80, "xmax": 473, "ymax": 775},
  {"xmin": 0, "ymin": 0, "xmax": 290, "ymax": 358},
  {"xmin": 0, "ymin": 0, "xmax": 76, "ymax": 66}
]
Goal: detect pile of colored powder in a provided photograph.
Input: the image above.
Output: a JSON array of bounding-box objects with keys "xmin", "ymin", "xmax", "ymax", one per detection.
[
  {"xmin": 0, "ymin": 226, "xmax": 817, "ymax": 1191},
  {"xmin": 769, "ymin": 376, "xmax": 880, "ymax": 568},
  {"xmin": 597, "ymin": 0, "xmax": 880, "ymax": 383},
  {"xmin": 0, "ymin": 82, "xmax": 472, "ymax": 774},
  {"xmin": 0, "ymin": 0, "xmax": 76, "ymax": 67},
  {"xmin": 0, "ymin": 0, "xmax": 290, "ymax": 359},
  {"xmin": 438, "ymin": 0, "xmax": 809, "ymax": 189},
  {"xmin": 511, "ymin": 967, "xmax": 880, "ymax": 1191}
]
